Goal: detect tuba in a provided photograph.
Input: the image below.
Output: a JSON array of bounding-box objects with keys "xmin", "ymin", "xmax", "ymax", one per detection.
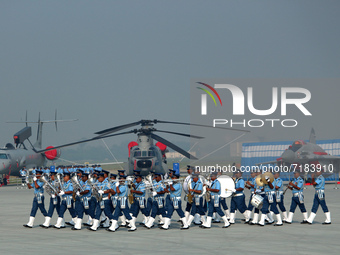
[
  {"xmin": 71, "ymin": 174, "xmax": 85, "ymax": 201},
  {"xmin": 56, "ymin": 173, "xmax": 65, "ymax": 192},
  {"xmin": 87, "ymin": 177, "xmax": 102, "ymax": 202},
  {"xmin": 41, "ymin": 175, "xmax": 58, "ymax": 196}
]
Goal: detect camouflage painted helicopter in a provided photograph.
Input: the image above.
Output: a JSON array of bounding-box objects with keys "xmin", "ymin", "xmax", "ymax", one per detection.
[
  {"xmin": 38, "ymin": 119, "xmax": 249, "ymax": 176},
  {"xmin": 257, "ymin": 128, "xmax": 340, "ymax": 173},
  {"xmin": 0, "ymin": 111, "xmax": 77, "ymax": 176}
]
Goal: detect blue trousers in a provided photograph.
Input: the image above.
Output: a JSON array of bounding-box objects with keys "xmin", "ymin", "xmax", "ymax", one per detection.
[
  {"xmin": 150, "ymin": 198, "xmax": 167, "ymax": 218},
  {"xmin": 94, "ymin": 200, "xmax": 115, "ymax": 220},
  {"xmin": 276, "ymin": 194, "xmax": 286, "ymax": 212},
  {"xmin": 75, "ymin": 197, "xmax": 96, "ymax": 219},
  {"xmin": 311, "ymin": 194, "xmax": 329, "ymax": 213},
  {"xmin": 220, "ymin": 198, "xmax": 229, "ymax": 210},
  {"xmin": 146, "ymin": 197, "xmax": 153, "ymax": 216},
  {"xmin": 185, "ymin": 201, "xmax": 192, "ymax": 212},
  {"xmin": 58, "ymin": 198, "xmax": 77, "ymax": 218},
  {"xmin": 247, "ymin": 194, "xmax": 254, "ymax": 211},
  {"xmin": 112, "ymin": 200, "xmax": 132, "ymax": 221},
  {"xmin": 166, "ymin": 200, "xmax": 185, "ymax": 218},
  {"xmin": 30, "ymin": 196, "xmax": 47, "ymax": 217},
  {"xmin": 207, "ymin": 198, "xmax": 225, "ymax": 217},
  {"xmin": 289, "ymin": 196, "xmax": 306, "ymax": 213},
  {"xmin": 268, "ymin": 195, "xmax": 279, "ymax": 214},
  {"xmin": 130, "ymin": 198, "xmax": 149, "ymax": 217},
  {"xmin": 190, "ymin": 197, "xmax": 205, "ymax": 216},
  {"xmin": 165, "ymin": 194, "xmax": 171, "ymax": 212},
  {"xmin": 230, "ymin": 194, "xmax": 246, "ymax": 214},
  {"xmin": 47, "ymin": 196, "xmax": 60, "ymax": 217}
]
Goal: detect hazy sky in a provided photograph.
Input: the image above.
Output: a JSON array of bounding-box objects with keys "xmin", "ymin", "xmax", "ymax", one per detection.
[{"xmin": 1, "ymin": 1, "xmax": 339, "ymax": 161}]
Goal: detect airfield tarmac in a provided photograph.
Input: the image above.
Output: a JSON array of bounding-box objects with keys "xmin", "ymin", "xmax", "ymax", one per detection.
[{"xmin": 0, "ymin": 185, "xmax": 339, "ymax": 255}]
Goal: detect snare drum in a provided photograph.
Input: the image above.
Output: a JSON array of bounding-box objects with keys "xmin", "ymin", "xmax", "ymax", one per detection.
[{"xmin": 251, "ymin": 194, "xmax": 264, "ymax": 209}]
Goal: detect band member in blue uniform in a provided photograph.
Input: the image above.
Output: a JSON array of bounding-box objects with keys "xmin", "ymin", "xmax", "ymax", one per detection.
[
  {"xmin": 40, "ymin": 170, "xmax": 60, "ymax": 228},
  {"xmin": 72, "ymin": 173, "xmax": 96, "ymax": 230},
  {"xmin": 186, "ymin": 173, "xmax": 206, "ymax": 226},
  {"xmin": 129, "ymin": 174, "xmax": 150, "ymax": 227},
  {"xmin": 144, "ymin": 173, "xmax": 167, "ymax": 229},
  {"xmin": 88, "ymin": 173, "xmax": 115, "ymax": 231},
  {"xmin": 184, "ymin": 166, "xmax": 194, "ymax": 221},
  {"xmin": 273, "ymin": 172, "xmax": 288, "ymax": 222},
  {"xmin": 19, "ymin": 167, "xmax": 28, "ymax": 187},
  {"xmin": 160, "ymin": 173, "xmax": 189, "ymax": 230},
  {"xmin": 244, "ymin": 171, "xmax": 257, "ymax": 222},
  {"xmin": 285, "ymin": 171, "xmax": 308, "ymax": 224},
  {"xmin": 53, "ymin": 172, "xmax": 77, "ymax": 229},
  {"xmin": 200, "ymin": 172, "xmax": 230, "ymax": 229},
  {"xmin": 229, "ymin": 171, "xmax": 249, "ymax": 224},
  {"xmin": 24, "ymin": 170, "xmax": 48, "ymax": 228},
  {"xmin": 307, "ymin": 171, "xmax": 331, "ymax": 224},
  {"xmin": 107, "ymin": 175, "xmax": 136, "ymax": 232}
]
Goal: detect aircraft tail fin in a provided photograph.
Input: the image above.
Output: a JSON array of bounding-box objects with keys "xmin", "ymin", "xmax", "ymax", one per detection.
[
  {"xmin": 7, "ymin": 110, "xmax": 78, "ymax": 149},
  {"xmin": 309, "ymin": 128, "xmax": 316, "ymax": 144}
]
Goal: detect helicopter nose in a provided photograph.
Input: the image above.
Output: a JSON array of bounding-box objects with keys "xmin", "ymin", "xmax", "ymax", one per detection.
[
  {"xmin": 281, "ymin": 150, "xmax": 295, "ymax": 163},
  {"xmin": 137, "ymin": 160, "xmax": 152, "ymax": 169}
]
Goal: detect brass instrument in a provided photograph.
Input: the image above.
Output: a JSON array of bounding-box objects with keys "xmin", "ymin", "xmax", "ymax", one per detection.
[
  {"xmin": 56, "ymin": 173, "xmax": 65, "ymax": 192},
  {"xmin": 255, "ymin": 175, "xmax": 264, "ymax": 187},
  {"xmin": 262, "ymin": 172, "xmax": 274, "ymax": 184},
  {"xmin": 41, "ymin": 175, "xmax": 58, "ymax": 196},
  {"xmin": 187, "ymin": 192, "xmax": 194, "ymax": 204},
  {"xmin": 71, "ymin": 174, "xmax": 85, "ymax": 201},
  {"xmin": 283, "ymin": 179, "xmax": 293, "ymax": 195},
  {"xmin": 126, "ymin": 178, "xmax": 135, "ymax": 204},
  {"xmin": 87, "ymin": 176, "xmax": 102, "ymax": 202}
]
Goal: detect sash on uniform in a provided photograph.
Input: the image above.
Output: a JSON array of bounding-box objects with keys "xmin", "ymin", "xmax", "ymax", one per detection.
[
  {"xmin": 66, "ymin": 196, "xmax": 72, "ymax": 208},
  {"xmin": 171, "ymin": 197, "xmax": 180, "ymax": 209},
  {"xmin": 120, "ymin": 197, "xmax": 127, "ymax": 209},
  {"xmin": 317, "ymin": 190, "xmax": 325, "ymax": 200},
  {"xmin": 100, "ymin": 200, "xmax": 105, "ymax": 209},
  {"xmin": 276, "ymin": 191, "xmax": 283, "ymax": 203},
  {"xmin": 36, "ymin": 193, "xmax": 43, "ymax": 204},
  {"xmin": 156, "ymin": 197, "xmax": 164, "ymax": 208},
  {"xmin": 194, "ymin": 196, "xmax": 200, "ymax": 206},
  {"xmin": 212, "ymin": 195, "xmax": 219, "ymax": 207},
  {"xmin": 298, "ymin": 192, "xmax": 304, "ymax": 204},
  {"xmin": 267, "ymin": 192, "xmax": 274, "ymax": 204},
  {"xmin": 82, "ymin": 197, "xmax": 89, "ymax": 209},
  {"xmin": 111, "ymin": 196, "xmax": 117, "ymax": 208},
  {"xmin": 137, "ymin": 197, "xmax": 145, "ymax": 209},
  {"xmin": 52, "ymin": 197, "xmax": 58, "ymax": 205}
]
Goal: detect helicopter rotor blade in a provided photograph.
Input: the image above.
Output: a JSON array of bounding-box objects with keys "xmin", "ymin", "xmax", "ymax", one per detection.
[
  {"xmin": 35, "ymin": 130, "xmax": 136, "ymax": 153},
  {"xmin": 155, "ymin": 120, "xmax": 250, "ymax": 133},
  {"xmin": 94, "ymin": 121, "xmax": 142, "ymax": 136},
  {"xmin": 150, "ymin": 133, "xmax": 198, "ymax": 160},
  {"xmin": 155, "ymin": 129, "xmax": 204, "ymax": 139}
]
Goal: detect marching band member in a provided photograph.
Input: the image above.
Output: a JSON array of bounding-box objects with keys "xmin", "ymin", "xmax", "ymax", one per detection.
[
  {"xmin": 249, "ymin": 173, "xmax": 264, "ymax": 225},
  {"xmin": 244, "ymin": 171, "xmax": 257, "ymax": 222},
  {"xmin": 306, "ymin": 171, "xmax": 331, "ymax": 225},
  {"xmin": 216, "ymin": 171, "xmax": 231, "ymax": 221},
  {"xmin": 107, "ymin": 175, "xmax": 137, "ymax": 232},
  {"xmin": 186, "ymin": 173, "xmax": 206, "ymax": 226},
  {"xmin": 285, "ymin": 171, "xmax": 308, "ymax": 224},
  {"xmin": 200, "ymin": 172, "xmax": 230, "ymax": 229},
  {"xmin": 88, "ymin": 173, "xmax": 115, "ymax": 231},
  {"xmin": 72, "ymin": 172, "xmax": 96, "ymax": 230},
  {"xmin": 229, "ymin": 171, "xmax": 249, "ymax": 224},
  {"xmin": 160, "ymin": 173, "xmax": 189, "ymax": 230},
  {"xmin": 273, "ymin": 172, "xmax": 288, "ymax": 222},
  {"xmin": 23, "ymin": 170, "xmax": 48, "ymax": 228},
  {"xmin": 40, "ymin": 170, "xmax": 61, "ymax": 228},
  {"xmin": 260, "ymin": 173, "xmax": 282, "ymax": 226},
  {"xmin": 184, "ymin": 166, "xmax": 194, "ymax": 222},
  {"xmin": 53, "ymin": 172, "xmax": 77, "ymax": 229},
  {"xmin": 19, "ymin": 166, "xmax": 28, "ymax": 187},
  {"xmin": 144, "ymin": 173, "xmax": 167, "ymax": 229},
  {"xmin": 129, "ymin": 174, "xmax": 150, "ymax": 227}
]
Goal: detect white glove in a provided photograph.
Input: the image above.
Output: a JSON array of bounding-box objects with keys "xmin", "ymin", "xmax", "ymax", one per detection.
[
  {"xmin": 265, "ymin": 176, "xmax": 270, "ymax": 181},
  {"xmin": 25, "ymin": 179, "xmax": 29, "ymax": 184},
  {"xmin": 76, "ymin": 191, "xmax": 80, "ymax": 196},
  {"xmin": 33, "ymin": 177, "xmax": 37, "ymax": 182},
  {"xmin": 231, "ymin": 188, "xmax": 236, "ymax": 193},
  {"xmin": 168, "ymin": 181, "xmax": 173, "ymax": 185},
  {"xmin": 116, "ymin": 182, "xmax": 119, "ymax": 187},
  {"xmin": 152, "ymin": 191, "xmax": 157, "ymax": 197},
  {"xmin": 98, "ymin": 190, "xmax": 104, "ymax": 195},
  {"xmin": 59, "ymin": 191, "xmax": 65, "ymax": 196},
  {"xmin": 51, "ymin": 194, "xmax": 56, "ymax": 198}
]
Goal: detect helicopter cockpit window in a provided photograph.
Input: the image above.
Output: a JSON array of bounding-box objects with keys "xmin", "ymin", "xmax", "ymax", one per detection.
[
  {"xmin": 134, "ymin": 150, "xmax": 141, "ymax": 157},
  {"xmin": 0, "ymin": 153, "xmax": 8, "ymax": 159},
  {"xmin": 291, "ymin": 141, "xmax": 303, "ymax": 152},
  {"xmin": 148, "ymin": 150, "xmax": 155, "ymax": 157},
  {"xmin": 142, "ymin": 151, "xmax": 147, "ymax": 157}
]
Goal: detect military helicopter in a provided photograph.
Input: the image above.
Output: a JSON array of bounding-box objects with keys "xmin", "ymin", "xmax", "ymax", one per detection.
[
  {"xmin": 257, "ymin": 128, "xmax": 340, "ymax": 173},
  {"xmin": 0, "ymin": 111, "xmax": 77, "ymax": 176},
  {"xmin": 37, "ymin": 119, "xmax": 249, "ymax": 176}
]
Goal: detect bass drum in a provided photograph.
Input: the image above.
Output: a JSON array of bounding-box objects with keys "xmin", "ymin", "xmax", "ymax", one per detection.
[{"xmin": 218, "ymin": 175, "xmax": 235, "ymax": 198}]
